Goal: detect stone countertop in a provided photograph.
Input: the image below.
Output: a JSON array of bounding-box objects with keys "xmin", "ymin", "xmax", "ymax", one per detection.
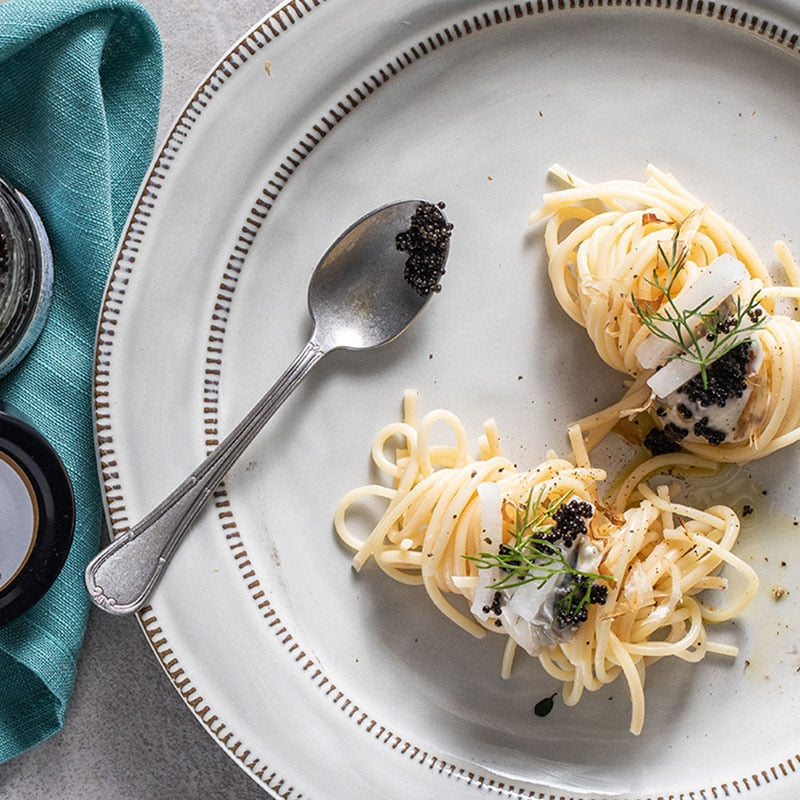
[{"xmin": 0, "ymin": 3, "xmax": 277, "ymax": 798}]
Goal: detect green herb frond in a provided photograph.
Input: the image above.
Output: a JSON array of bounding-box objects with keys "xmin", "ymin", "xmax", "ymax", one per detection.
[
  {"xmin": 632, "ymin": 220, "xmax": 765, "ymax": 389},
  {"xmin": 465, "ymin": 487, "xmax": 613, "ymax": 625}
]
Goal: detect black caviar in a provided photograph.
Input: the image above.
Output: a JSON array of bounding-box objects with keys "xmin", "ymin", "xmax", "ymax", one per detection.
[
  {"xmin": 546, "ymin": 499, "xmax": 593, "ymax": 548},
  {"xmin": 554, "ymin": 576, "xmax": 608, "ymax": 628},
  {"xmin": 482, "ymin": 590, "xmax": 503, "ymax": 617},
  {"xmin": 395, "ymin": 201, "xmax": 452, "ymax": 297},
  {"xmin": 692, "ymin": 417, "xmax": 727, "ymax": 445},
  {"xmin": 679, "ymin": 341, "xmax": 752, "ymax": 409},
  {"xmin": 643, "ymin": 427, "xmax": 682, "ymax": 456},
  {"xmin": 550, "ymin": 499, "xmax": 607, "ymax": 628},
  {"xmin": 664, "ymin": 422, "xmax": 689, "ymax": 441},
  {"xmin": 645, "ymin": 340, "xmax": 756, "ymax": 450}
]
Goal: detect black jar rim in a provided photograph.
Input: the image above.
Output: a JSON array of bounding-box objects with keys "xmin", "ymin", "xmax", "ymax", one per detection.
[{"xmin": 0, "ymin": 409, "xmax": 75, "ymax": 626}]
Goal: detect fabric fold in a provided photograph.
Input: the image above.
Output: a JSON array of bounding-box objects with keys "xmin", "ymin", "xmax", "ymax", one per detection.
[{"xmin": 0, "ymin": 0, "xmax": 162, "ymax": 762}]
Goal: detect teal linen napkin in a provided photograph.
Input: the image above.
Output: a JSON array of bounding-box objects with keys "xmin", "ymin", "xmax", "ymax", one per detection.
[{"xmin": 0, "ymin": 0, "xmax": 162, "ymax": 761}]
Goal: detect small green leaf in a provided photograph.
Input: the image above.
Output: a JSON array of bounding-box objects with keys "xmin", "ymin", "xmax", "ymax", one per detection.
[
  {"xmin": 464, "ymin": 488, "xmax": 613, "ymax": 627},
  {"xmin": 534, "ymin": 693, "xmax": 557, "ymax": 717},
  {"xmin": 632, "ymin": 219, "xmax": 765, "ymax": 389}
]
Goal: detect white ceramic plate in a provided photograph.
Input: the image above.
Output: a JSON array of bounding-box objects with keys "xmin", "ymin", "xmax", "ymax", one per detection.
[{"xmin": 94, "ymin": 1, "xmax": 800, "ymax": 797}]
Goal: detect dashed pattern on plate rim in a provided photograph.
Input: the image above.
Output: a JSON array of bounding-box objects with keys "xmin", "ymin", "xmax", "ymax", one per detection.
[{"xmin": 93, "ymin": 0, "xmax": 800, "ymax": 798}]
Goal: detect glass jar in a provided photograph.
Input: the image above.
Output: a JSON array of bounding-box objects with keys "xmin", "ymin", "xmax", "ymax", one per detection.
[
  {"xmin": 0, "ymin": 403, "xmax": 74, "ymax": 625},
  {"xmin": 0, "ymin": 177, "xmax": 53, "ymax": 377}
]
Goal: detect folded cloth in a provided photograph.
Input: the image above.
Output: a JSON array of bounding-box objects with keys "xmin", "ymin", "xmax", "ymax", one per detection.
[{"xmin": 0, "ymin": 0, "xmax": 161, "ymax": 762}]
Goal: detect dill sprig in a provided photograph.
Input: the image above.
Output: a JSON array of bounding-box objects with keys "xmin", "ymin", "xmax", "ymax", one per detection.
[
  {"xmin": 466, "ymin": 488, "xmax": 612, "ymax": 627},
  {"xmin": 632, "ymin": 221, "xmax": 765, "ymax": 389}
]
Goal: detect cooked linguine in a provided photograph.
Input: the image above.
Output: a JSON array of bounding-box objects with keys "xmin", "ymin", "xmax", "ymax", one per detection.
[
  {"xmin": 529, "ymin": 164, "xmax": 800, "ymax": 462},
  {"xmin": 334, "ymin": 391, "xmax": 758, "ymax": 734}
]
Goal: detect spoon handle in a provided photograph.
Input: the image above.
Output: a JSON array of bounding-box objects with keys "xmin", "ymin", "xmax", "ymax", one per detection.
[{"xmin": 85, "ymin": 339, "xmax": 327, "ymax": 615}]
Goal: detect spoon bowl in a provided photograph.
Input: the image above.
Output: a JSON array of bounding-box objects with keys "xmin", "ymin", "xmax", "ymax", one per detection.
[
  {"xmin": 85, "ymin": 199, "xmax": 451, "ymax": 615},
  {"xmin": 310, "ymin": 200, "xmax": 447, "ymax": 350}
]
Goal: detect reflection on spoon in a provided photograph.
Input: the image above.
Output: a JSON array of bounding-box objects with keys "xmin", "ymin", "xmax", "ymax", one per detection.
[{"xmin": 85, "ymin": 200, "xmax": 452, "ymax": 615}]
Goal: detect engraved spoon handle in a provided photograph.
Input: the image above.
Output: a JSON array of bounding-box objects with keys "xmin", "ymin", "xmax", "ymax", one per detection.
[{"xmin": 85, "ymin": 339, "xmax": 326, "ymax": 615}]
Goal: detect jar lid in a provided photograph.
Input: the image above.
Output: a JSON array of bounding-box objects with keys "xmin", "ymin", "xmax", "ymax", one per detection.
[{"xmin": 0, "ymin": 407, "xmax": 75, "ymax": 626}]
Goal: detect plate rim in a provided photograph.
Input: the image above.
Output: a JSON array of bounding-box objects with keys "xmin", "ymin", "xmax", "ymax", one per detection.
[{"xmin": 93, "ymin": 1, "xmax": 800, "ymax": 797}]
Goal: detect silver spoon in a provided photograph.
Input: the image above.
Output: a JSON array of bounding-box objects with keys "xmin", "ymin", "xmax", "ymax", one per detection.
[{"xmin": 85, "ymin": 199, "xmax": 451, "ymax": 615}]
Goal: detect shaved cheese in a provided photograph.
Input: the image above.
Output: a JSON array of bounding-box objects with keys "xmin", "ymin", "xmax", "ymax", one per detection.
[
  {"xmin": 471, "ymin": 483, "xmax": 599, "ymax": 656},
  {"xmin": 636, "ymin": 254, "xmax": 750, "ymax": 370}
]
